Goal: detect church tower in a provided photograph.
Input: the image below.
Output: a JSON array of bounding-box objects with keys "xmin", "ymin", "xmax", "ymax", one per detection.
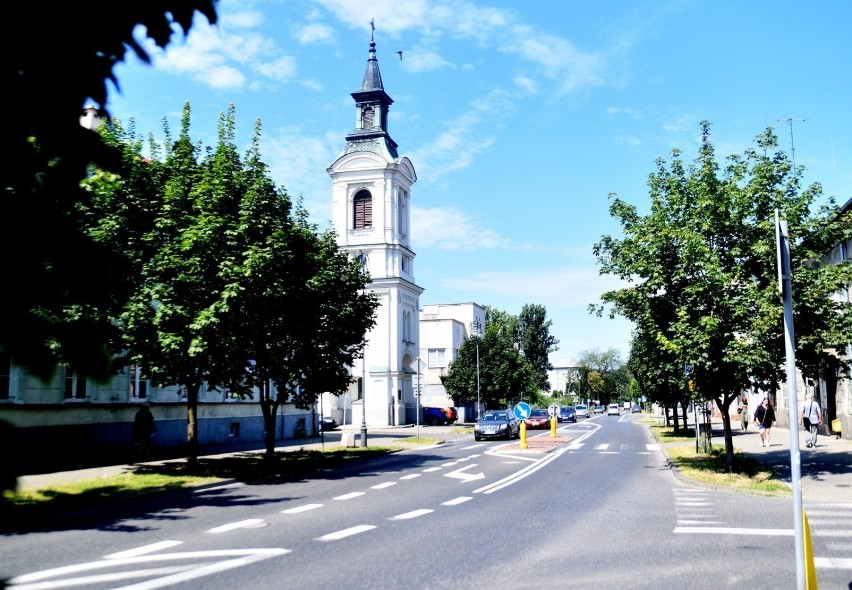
[{"xmin": 327, "ymin": 29, "xmax": 423, "ymax": 427}]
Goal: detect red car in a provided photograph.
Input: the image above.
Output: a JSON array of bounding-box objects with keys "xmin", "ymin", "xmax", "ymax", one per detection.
[
  {"xmin": 524, "ymin": 408, "xmax": 551, "ymax": 429},
  {"xmin": 442, "ymin": 407, "xmax": 458, "ymax": 424}
]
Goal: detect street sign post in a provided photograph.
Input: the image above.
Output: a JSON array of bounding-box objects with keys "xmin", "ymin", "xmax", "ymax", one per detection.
[{"xmin": 513, "ymin": 402, "xmax": 531, "ymax": 421}]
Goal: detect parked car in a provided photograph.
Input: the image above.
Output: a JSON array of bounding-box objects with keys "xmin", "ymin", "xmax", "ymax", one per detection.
[
  {"xmin": 575, "ymin": 404, "xmax": 590, "ymax": 419},
  {"xmin": 442, "ymin": 406, "xmax": 458, "ymax": 424},
  {"xmin": 594, "ymin": 405, "xmax": 605, "ymax": 414},
  {"xmin": 558, "ymin": 406, "xmax": 577, "ymax": 423},
  {"xmin": 318, "ymin": 416, "xmax": 338, "ymax": 431},
  {"xmin": 631, "ymin": 404, "xmax": 642, "ymax": 414},
  {"xmin": 607, "ymin": 403, "xmax": 620, "ymax": 416},
  {"xmin": 423, "ymin": 406, "xmax": 450, "ymax": 425},
  {"xmin": 524, "ymin": 408, "xmax": 551, "ymax": 429},
  {"xmin": 474, "ymin": 410, "xmax": 520, "ymax": 441}
]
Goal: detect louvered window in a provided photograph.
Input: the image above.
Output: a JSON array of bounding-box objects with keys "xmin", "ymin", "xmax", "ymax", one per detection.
[{"xmin": 354, "ymin": 190, "xmax": 372, "ymax": 229}]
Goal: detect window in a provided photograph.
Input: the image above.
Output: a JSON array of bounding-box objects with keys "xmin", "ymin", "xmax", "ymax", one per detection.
[
  {"xmin": 362, "ymin": 106, "xmax": 374, "ymax": 129},
  {"xmin": 428, "ymin": 348, "xmax": 447, "ymax": 368},
  {"xmin": 0, "ymin": 350, "xmax": 10, "ymax": 400},
  {"xmin": 129, "ymin": 364, "xmax": 148, "ymax": 399},
  {"xmin": 64, "ymin": 368, "xmax": 87, "ymax": 400},
  {"xmin": 398, "ymin": 190, "xmax": 408, "ymax": 238},
  {"xmin": 403, "ymin": 310, "xmax": 412, "ymax": 343},
  {"xmin": 353, "ymin": 190, "xmax": 372, "ymax": 229}
]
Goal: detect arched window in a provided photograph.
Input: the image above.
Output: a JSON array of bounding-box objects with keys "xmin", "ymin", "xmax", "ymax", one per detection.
[
  {"xmin": 353, "ymin": 190, "xmax": 372, "ymax": 229},
  {"xmin": 362, "ymin": 107, "xmax": 374, "ymax": 129}
]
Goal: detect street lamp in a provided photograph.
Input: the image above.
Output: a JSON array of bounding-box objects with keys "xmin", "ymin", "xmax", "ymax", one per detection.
[
  {"xmin": 470, "ymin": 318, "xmax": 482, "ymax": 421},
  {"xmin": 357, "ymin": 250, "xmax": 368, "ymax": 448}
]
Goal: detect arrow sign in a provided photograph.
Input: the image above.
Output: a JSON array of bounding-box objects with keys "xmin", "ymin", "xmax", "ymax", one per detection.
[
  {"xmin": 444, "ymin": 464, "xmax": 485, "ymax": 483},
  {"xmin": 513, "ymin": 402, "xmax": 531, "ymax": 420}
]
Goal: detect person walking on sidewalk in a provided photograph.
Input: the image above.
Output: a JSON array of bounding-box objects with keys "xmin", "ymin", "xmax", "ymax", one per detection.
[
  {"xmin": 132, "ymin": 403, "xmax": 155, "ymax": 457},
  {"xmin": 801, "ymin": 393, "xmax": 822, "ymax": 448},
  {"xmin": 754, "ymin": 398, "xmax": 776, "ymax": 447},
  {"xmin": 738, "ymin": 395, "xmax": 749, "ymax": 431}
]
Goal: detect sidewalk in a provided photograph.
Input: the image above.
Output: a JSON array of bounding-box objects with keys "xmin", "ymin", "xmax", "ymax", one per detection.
[
  {"xmin": 710, "ymin": 416, "xmax": 852, "ymax": 503},
  {"xmin": 13, "ymin": 421, "xmax": 850, "ymax": 502},
  {"xmin": 14, "ymin": 425, "xmax": 438, "ymax": 492}
]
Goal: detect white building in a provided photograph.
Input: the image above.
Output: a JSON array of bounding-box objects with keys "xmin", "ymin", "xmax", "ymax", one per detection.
[
  {"xmin": 324, "ymin": 33, "xmax": 424, "ymax": 427},
  {"xmin": 418, "ymin": 303, "xmax": 485, "ymax": 422}
]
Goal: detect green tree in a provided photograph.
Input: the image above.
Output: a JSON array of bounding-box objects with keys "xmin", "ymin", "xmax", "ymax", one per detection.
[
  {"xmin": 216, "ymin": 119, "xmax": 378, "ymax": 460},
  {"xmin": 517, "ymin": 304, "xmax": 559, "ymax": 391},
  {"xmin": 444, "ymin": 306, "xmax": 536, "ymax": 410},
  {"xmin": 3, "ymin": 2, "xmax": 217, "ymax": 381},
  {"xmin": 593, "ymin": 122, "xmax": 852, "ymax": 467},
  {"xmin": 91, "ymin": 103, "xmax": 378, "ymax": 468},
  {"xmin": 575, "ymin": 347, "xmax": 627, "ymax": 405}
]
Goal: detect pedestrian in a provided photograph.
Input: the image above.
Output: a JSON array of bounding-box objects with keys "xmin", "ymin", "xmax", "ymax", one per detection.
[
  {"xmin": 132, "ymin": 403, "xmax": 155, "ymax": 457},
  {"xmin": 753, "ymin": 397, "xmax": 776, "ymax": 447},
  {"xmin": 738, "ymin": 395, "xmax": 749, "ymax": 431},
  {"xmin": 801, "ymin": 392, "xmax": 822, "ymax": 448}
]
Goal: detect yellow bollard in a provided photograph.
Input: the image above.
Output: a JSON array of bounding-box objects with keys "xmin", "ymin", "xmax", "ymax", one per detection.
[
  {"xmin": 803, "ymin": 508, "xmax": 818, "ymax": 589},
  {"xmin": 520, "ymin": 421, "xmax": 528, "ymax": 449},
  {"xmin": 550, "ymin": 416, "xmax": 557, "ymax": 438}
]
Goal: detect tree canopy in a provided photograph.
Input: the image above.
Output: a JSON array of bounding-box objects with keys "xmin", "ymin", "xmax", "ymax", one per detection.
[
  {"xmin": 2, "ymin": 2, "xmax": 217, "ymax": 381},
  {"xmin": 593, "ymin": 121, "xmax": 852, "ymax": 466},
  {"xmin": 86, "ymin": 103, "xmax": 378, "ymax": 465}
]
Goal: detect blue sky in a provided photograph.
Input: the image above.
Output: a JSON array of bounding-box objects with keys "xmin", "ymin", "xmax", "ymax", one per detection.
[{"xmin": 105, "ymin": 0, "xmax": 851, "ymax": 365}]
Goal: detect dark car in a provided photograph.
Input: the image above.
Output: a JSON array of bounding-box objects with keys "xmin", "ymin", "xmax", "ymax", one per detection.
[
  {"xmin": 317, "ymin": 416, "xmax": 338, "ymax": 431},
  {"xmin": 524, "ymin": 408, "xmax": 551, "ymax": 429},
  {"xmin": 558, "ymin": 406, "xmax": 577, "ymax": 423},
  {"xmin": 423, "ymin": 406, "xmax": 449, "ymax": 425},
  {"xmin": 474, "ymin": 410, "xmax": 520, "ymax": 441},
  {"xmin": 631, "ymin": 404, "xmax": 642, "ymax": 414}
]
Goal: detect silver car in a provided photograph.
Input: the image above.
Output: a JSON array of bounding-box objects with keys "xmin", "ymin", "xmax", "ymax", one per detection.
[{"xmin": 575, "ymin": 404, "xmax": 590, "ymax": 419}]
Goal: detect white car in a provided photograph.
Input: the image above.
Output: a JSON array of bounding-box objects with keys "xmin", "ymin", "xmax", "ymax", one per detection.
[
  {"xmin": 607, "ymin": 403, "xmax": 620, "ymax": 416},
  {"xmin": 574, "ymin": 404, "xmax": 590, "ymax": 419}
]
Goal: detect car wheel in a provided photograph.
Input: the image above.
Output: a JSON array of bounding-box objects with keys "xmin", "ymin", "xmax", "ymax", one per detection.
[{"xmin": 474, "ymin": 435, "xmax": 481, "ymax": 441}]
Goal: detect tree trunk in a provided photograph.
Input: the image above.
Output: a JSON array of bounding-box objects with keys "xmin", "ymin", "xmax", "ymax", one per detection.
[
  {"xmin": 258, "ymin": 381, "xmax": 278, "ymax": 461},
  {"xmin": 186, "ymin": 382, "xmax": 200, "ymax": 470},
  {"xmin": 717, "ymin": 394, "xmax": 736, "ymax": 470}
]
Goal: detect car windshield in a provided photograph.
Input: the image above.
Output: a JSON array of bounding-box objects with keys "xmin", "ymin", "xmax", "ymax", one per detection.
[
  {"xmin": 531, "ymin": 409, "xmax": 548, "ymax": 417},
  {"xmin": 576, "ymin": 405, "xmax": 587, "ymax": 410},
  {"xmin": 484, "ymin": 412, "xmax": 507, "ymax": 421}
]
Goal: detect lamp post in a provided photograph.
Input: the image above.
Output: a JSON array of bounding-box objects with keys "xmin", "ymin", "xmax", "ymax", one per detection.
[
  {"xmin": 360, "ymin": 341, "xmax": 367, "ymax": 447},
  {"xmin": 357, "ymin": 250, "xmax": 369, "ymax": 448},
  {"xmin": 470, "ymin": 318, "xmax": 482, "ymax": 421}
]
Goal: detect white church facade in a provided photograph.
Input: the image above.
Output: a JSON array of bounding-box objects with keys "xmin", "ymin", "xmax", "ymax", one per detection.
[{"xmin": 322, "ymin": 32, "xmax": 424, "ymax": 427}]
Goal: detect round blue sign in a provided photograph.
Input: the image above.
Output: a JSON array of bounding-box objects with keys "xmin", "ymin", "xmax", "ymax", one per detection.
[{"xmin": 513, "ymin": 402, "xmax": 531, "ymax": 421}]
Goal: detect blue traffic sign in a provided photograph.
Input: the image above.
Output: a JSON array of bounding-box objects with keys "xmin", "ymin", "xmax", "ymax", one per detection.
[{"xmin": 513, "ymin": 402, "xmax": 531, "ymax": 421}]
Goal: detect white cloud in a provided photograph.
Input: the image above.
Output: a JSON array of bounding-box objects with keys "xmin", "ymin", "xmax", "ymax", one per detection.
[
  {"xmin": 294, "ymin": 22, "xmax": 336, "ymax": 45},
  {"xmin": 412, "ymin": 206, "xmax": 508, "ymax": 251}
]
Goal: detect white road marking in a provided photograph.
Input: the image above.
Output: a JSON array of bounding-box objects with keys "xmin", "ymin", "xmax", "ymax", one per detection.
[
  {"xmin": 647, "ymin": 443, "xmax": 661, "ymax": 450},
  {"xmin": 207, "ymin": 519, "xmax": 264, "ymax": 533},
  {"xmin": 674, "ymin": 527, "xmax": 793, "ymax": 536},
  {"xmin": 813, "ymin": 557, "xmax": 852, "ymax": 569},
  {"xmin": 333, "ymin": 491, "xmax": 366, "ymax": 500},
  {"xmin": 475, "ymin": 448, "xmax": 567, "ymax": 494},
  {"xmin": 422, "ymin": 467, "xmax": 442, "ymax": 473},
  {"xmin": 441, "ymin": 461, "xmax": 459, "ymax": 467},
  {"xmin": 9, "ymin": 549, "xmax": 290, "ymax": 589},
  {"xmin": 105, "ymin": 541, "xmax": 184, "ymax": 559},
  {"xmin": 196, "ymin": 482, "xmax": 245, "ymax": 492},
  {"xmin": 281, "ymin": 503, "xmax": 323, "ymax": 514},
  {"xmin": 399, "ymin": 474, "xmax": 421, "ymax": 480},
  {"xmin": 811, "ymin": 530, "xmax": 852, "ymax": 537},
  {"xmin": 370, "ymin": 482, "xmax": 397, "ymax": 489},
  {"xmin": 442, "ymin": 497, "xmax": 473, "ymax": 506},
  {"xmin": 444, "ymin": 464, "xmax": 485, "ymax": 483},
  {"xmin": 316, "ymin": 525, "xmax": 376, "ymax": 541},
  {"xmin": 390, "ymin": 509, "xmax": 434, "ymax": 520},
  {"xmin": 595, "ymin": 444, "xmax": 610, "ymax": 450}
]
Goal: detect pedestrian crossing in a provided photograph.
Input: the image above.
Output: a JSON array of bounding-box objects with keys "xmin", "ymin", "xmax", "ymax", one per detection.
[
  {"xmin": 672, "ymin": 488, "xmax": 852, "ymax": 573},
  {"xmin": 566, "ymin": 441, "xmax": 660, "ymax": 454}
]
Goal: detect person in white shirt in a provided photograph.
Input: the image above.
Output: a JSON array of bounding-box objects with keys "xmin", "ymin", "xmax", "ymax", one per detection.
[{"xmin": 801, "ymin": 393, "xmax": 822, "ymax": 448}]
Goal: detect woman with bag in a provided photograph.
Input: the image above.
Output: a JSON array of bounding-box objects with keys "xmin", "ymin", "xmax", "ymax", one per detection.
[
  {"xmin": 753, "ymin": 398, "xmax": 776, "ymax": 447},
  {"xmin": 738, "ymin": 395, "xmax": 748, "ymax": 431},
  {"xmin": 801, "ymin": 392, "xmax": 822, "ymax": 448}
]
